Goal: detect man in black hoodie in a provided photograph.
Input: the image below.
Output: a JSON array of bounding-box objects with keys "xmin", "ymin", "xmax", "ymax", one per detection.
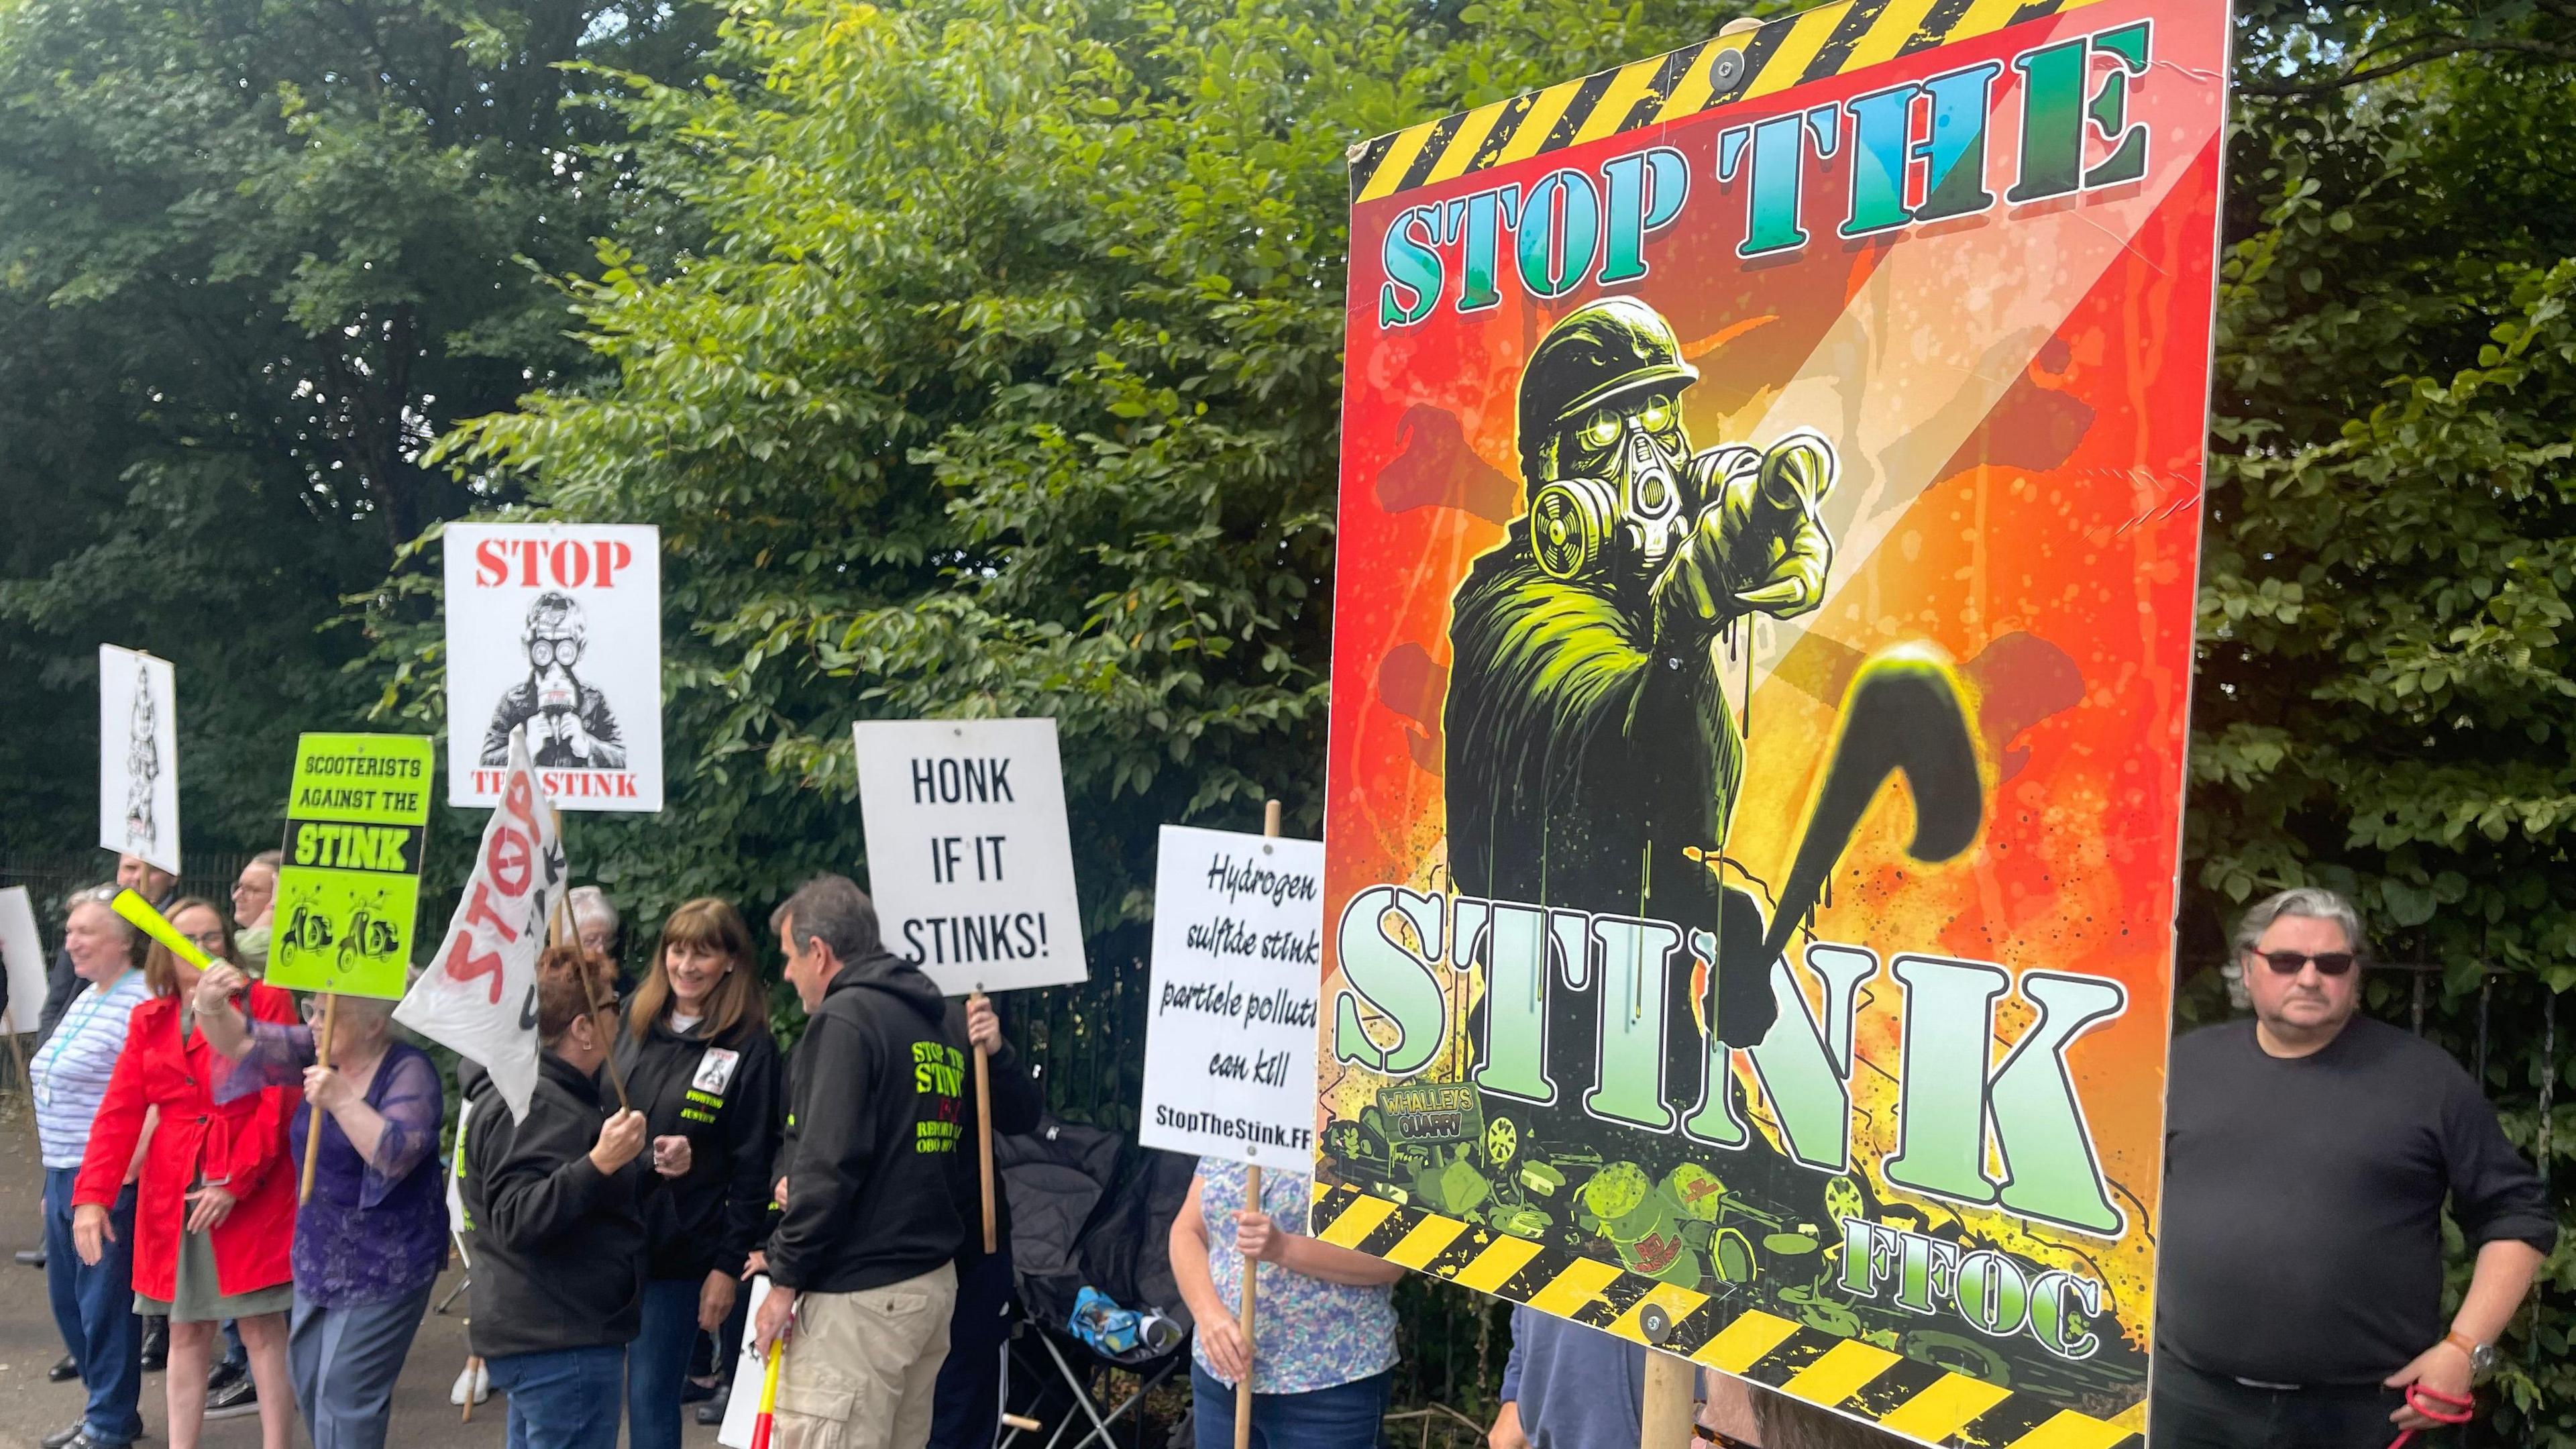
[
  {"xmin": 463, "ymin": 949, "xmax": 688, "ymax": 1449},
  {"xmin": 758, "ymin": 876, "xmax": 969, "ymax": 1449}
]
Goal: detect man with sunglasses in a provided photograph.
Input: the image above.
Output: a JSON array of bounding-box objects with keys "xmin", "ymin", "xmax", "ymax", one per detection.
[
  {"xmin": 480, "ymin": 590, "xmax": 629, "ymax": 771},
  {"xmin": 2153, "ymin": 887, "xmax": 2553, "ymax": 1448}
]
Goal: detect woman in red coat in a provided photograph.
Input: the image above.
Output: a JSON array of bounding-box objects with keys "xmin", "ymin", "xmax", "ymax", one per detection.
[{"xmin": 73, "ymin": 898, "xmax": 300, "ymax": 1449}]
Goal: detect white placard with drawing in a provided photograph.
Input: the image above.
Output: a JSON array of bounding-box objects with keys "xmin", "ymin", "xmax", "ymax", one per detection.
[
  {"xmin": 98, "ymin": 644, "xmax": 180, "ymax": 873},
  {"xmin": 1, "ymin": 887, "xmax": 48, "ymax": 1034},
  {"xmin": 444, "ymin": 522, "xmax": 663, "ymax": 812}
]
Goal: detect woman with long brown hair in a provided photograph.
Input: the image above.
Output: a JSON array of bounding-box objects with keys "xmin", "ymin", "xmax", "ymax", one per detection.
[
  {"xmin": 612, "ymin": 898, "xmax": 782, "ymax": 1449},
  {"xmin": 72, "ymin": 898, "xmax": 300, "ymax": 1449}
]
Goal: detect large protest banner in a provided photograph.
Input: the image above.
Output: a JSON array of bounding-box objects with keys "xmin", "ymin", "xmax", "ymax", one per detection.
[
  {"xmin": 853, "ymin": 718, "xmax": 1089, "ymax": 995},
  {"xmin": 97, "ymin": 645, "xmax": 180, "ymax": 874},
  {"xmin": 1317, "ymin": 0, "xmax": 2228, "ymax": 1442},
  {"xmin": 445, "ymin": 522, "xmax": 663, "ymax": 812},
  {"xmin": 270, "ymin": 733, "xmax": 435, "ymax": 998}
]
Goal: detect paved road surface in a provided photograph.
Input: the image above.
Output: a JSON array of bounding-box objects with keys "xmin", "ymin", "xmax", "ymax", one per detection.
[{"xmin": 0, "ymin": 1096, "xmax": 733, "ymax": 1449}]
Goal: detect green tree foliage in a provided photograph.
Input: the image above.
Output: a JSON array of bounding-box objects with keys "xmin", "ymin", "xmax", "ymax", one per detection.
[{"xmin": 0, "ymin": 0, "xmax": 714, "ymax": 852}]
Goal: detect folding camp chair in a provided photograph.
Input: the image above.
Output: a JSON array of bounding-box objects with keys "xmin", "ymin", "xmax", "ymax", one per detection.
[{"xmin": 995, "ymin": 1118, "xmax": 1199, "ymax": 1449}]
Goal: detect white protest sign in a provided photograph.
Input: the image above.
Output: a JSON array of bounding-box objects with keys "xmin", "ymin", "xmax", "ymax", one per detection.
[
  {"xmin": 98, "ymin": 645, "xmax": 180, "ymax": 873},
  {"xmin": 396, "ymin": 728, "xmax": 564, "ymax": 1119},
  {"xmin": 1138, "ymin": 824, "xmax": 1323, "ymax": 1168},
  {"xmin": 444, "ymin": 522, "xmax": 663, "ymax": 812},
  {"xmin": 1, "ymin": 887, "xmax": 47, "ymax": 1034},
  {"xmin": 853, "ymin": 718, "xmax": 1088, "ymax": 995},
  {"xmin": 716, "ymin": 1275, "xmax": 775, "ymax": 1449}
]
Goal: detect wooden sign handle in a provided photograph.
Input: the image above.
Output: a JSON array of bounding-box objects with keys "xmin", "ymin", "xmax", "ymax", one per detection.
[
  {"xmin": 547, "ymin": 808, "xmax": 631, "ymax": 1113},
  {"xmin": 1233, "ymin": 796, "xmax": 1285, "ymax": 1449},
  {"xmin": 1641, "ymin": 1350, "xmax": 1695, "ymax": 1449},
  {"xmin": 971, "ymin": 990, "xmax": 996, "ymax": 1255},
  {"xmin": 1235, "ymin": 1163, "xmax": 1263, "ymax": 1449},
  {"xmin": 299, "ymin": 994, "xmax": 337, "ymax": 1203}
]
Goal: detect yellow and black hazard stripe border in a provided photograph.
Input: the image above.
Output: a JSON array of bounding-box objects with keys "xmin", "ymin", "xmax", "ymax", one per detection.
[
  {"xmin": 1311, "ymin": 1183, "xmax": 2141, "ymax": 1449},
  {"xmin": 1348, "ymin": 0, "xmax": 2108, "ymax": 205}
]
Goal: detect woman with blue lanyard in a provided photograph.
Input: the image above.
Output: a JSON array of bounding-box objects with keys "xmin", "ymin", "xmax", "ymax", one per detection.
[{"xmin": 31, "ymin": 887, "xmax": 154, "ymax": 1449}]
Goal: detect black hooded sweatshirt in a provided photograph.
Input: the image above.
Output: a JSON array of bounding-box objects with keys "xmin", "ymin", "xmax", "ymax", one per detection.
[
  {"xmin": 614, "ymin": 1007, "xmax": 782, "ymax": 1281},
  {"xmin": 767, "ymin": 950, "xmax": 969, "ymax": 1295},
  {"xmin": 460, "ymin": 1051, "xmax": 658, "ymax": 1358}
]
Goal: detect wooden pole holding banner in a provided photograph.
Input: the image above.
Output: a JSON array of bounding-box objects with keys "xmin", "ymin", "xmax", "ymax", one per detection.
[
  {"xmin": 1232, "ymin": 796, "xmax": 1285, "ymax": 1449},
  {"xmin": 548, "ymin": 807, "xmax": 631, "ymax": 1113},
  {"xmin": 971, "ymin": 991, "xmax": 996, "ymax": 1254},
  {"xmin": 299, "ymin": 994, "xmax": 337, "ymax": 1203},
  {"xmin": 462, "ymin": 1357, "xmax": 483, "ymax": 1423},
  {"xmin": 1641, "ymin": 1351, "xmax": 1696, "ymax": 1449}
]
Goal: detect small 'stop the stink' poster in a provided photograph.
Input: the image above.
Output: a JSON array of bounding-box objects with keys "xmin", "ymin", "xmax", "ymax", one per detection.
[
  {"xmin": 1318, "ymin": 1, "xmax": 2228, "ymax": 1444},
  {"xmin": 444, "ymin": 522, "xmax": 663, "ymax": 812}
]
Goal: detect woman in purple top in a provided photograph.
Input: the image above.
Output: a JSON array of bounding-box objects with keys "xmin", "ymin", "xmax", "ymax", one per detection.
[{"xmin": 193, "ymin": 962, "xmax": 445, "ymax": 1449}]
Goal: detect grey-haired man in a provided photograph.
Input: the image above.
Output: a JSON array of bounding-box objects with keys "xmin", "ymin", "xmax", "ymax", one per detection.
[{"xmin": 2152, "ymin": 887, "xmax": 2553, "ymax": 1448}]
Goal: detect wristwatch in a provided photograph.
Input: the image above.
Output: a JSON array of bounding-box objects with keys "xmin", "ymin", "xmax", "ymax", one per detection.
[{"xmin": 2443, "ymin": 1329, "xmax": 2498, "ymax": 1376}]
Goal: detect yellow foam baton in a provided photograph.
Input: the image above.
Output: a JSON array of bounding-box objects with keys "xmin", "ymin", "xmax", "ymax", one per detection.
[
  {"xmin": 749, "ymin": 1336, "xmax": 786, "ymax": 1449},
  {"xmin": 111, "ymin": 890, "xmax": 215, "ymax": 971}
]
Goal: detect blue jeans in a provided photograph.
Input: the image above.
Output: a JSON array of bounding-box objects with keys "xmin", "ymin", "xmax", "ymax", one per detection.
[
  {"xmin": 488, "ymin": 1343, "xmax": 627, "ymax": 1449},
  {"xmin": 43, "ymin": 1168, "xmax": 144, "ymax": 1446},
  {"xmin": 625, "ymin": 1278, "xmax": 700, "ymax": 1449},
  {"xmin": 288, "ymin": 1285, "xmax": 435, "ymax": 1449},
  {"xmin": 1191, "ymin": 1364, "xmax": 1389, "ymax": 1449}
]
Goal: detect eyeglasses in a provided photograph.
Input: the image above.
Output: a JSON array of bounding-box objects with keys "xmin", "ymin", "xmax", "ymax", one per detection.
[
  {"xmin": 183, "ymin": 931, "xmax": 229, "ymax": 952},
  {"xmin": 530, "ymin": 636, "xmax": 583, "ymax": 666},
  {"xmin": 2249, "ymin": 949, "xmax": 2357, "ymax": 976}
]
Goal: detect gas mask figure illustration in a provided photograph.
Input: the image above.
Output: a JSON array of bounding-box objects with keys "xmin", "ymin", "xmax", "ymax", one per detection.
[
  {"xmin": 480, "ymin": 591, "xmax": 628, "ymax": 769},
  {"xmin": 1446, "ymin": 296, "xmax": 1981, "ymax": 1075},
  {"xmin": 123, "ymin": 672, "xmax": 161, "ymax": 853}
]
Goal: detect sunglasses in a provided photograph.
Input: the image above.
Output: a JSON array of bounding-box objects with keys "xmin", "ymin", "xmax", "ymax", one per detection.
[
  {"xmin": 2248, "ymin": 949, "xmax": 2357, "ymax": 976},
  {"xmin": 1693, "ymin": 1427, "xmax": 1759, "ymax": 1449}
]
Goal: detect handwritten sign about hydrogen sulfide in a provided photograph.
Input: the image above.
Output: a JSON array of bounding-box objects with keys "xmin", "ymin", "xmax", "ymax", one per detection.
[
  {"xmin": 853, "ymin": 718, "xmax": 1089, "ymax": 996},
  {"xmin": 1138, "ymin": 824, "xmax": 1324, "ymax": 1169},
  {"xmin": 268, "ymin": 733, "xmax": 435, "ymax": 999}
]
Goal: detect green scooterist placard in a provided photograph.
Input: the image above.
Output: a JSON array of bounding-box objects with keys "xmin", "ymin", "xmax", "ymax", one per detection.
[{"xmin": 268, "ymin": 733, "xmax": 435, "ymax": 998}]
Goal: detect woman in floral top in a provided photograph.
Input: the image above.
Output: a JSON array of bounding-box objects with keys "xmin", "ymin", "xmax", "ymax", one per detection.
[
  {"xmin": 1171, "ymin": 1159, "xmax": 1403, "ymax": 1449},
  {"xmin": 195, "ymin": 960, "xmax": 445, "ymax": 1449}
]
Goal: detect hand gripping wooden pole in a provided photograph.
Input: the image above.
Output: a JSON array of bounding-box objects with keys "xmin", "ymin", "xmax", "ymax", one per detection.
[
  {"xmin": 549, "ymin": 808, "xmax": 630, "ymax": 1112},
  {"xmin": 299, "ymin": 994, "xmax": 337, "ymax": 1203},
  {"xmin": 972, "ymin": 991, "xmax": 997, "ymax": 1255},
  {"xmin": 1234, "ymin": 796, "xmax": 1285, "ymax": 1449}
]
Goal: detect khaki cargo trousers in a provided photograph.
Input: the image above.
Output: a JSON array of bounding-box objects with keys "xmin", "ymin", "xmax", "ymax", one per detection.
[{"xmin": 773, "ymin": 1263, "xmax": 960, "ymax": 1449}]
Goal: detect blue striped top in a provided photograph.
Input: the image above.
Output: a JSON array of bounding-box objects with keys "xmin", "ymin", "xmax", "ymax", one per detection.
[{"xmin": 30, "ymin": 971, "xmax": 150, "ymax": 1169}]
